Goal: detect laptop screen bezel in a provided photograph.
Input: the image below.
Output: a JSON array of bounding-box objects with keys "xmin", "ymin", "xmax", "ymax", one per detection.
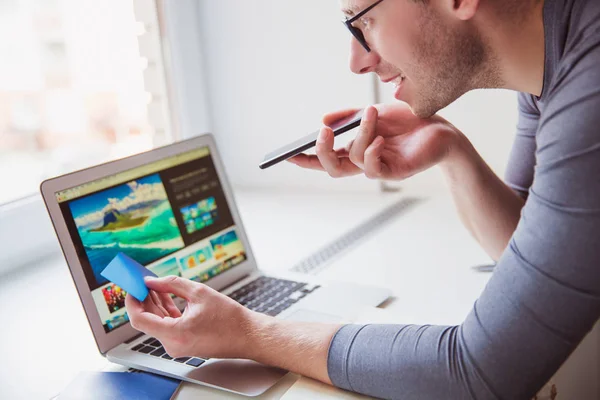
[{"xmin": 40, "ymin": 133, "xmax": 258, "ymax": 355}]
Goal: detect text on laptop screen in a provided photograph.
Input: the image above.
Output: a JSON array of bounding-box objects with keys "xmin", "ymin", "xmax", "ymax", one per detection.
[{"xmin": 55, "ymin": 147, "xmax": 247, "ymax": 333}]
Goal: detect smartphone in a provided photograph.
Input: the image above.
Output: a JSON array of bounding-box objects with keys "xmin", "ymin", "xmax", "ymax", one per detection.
[{"xmin": 259, "ymin": 109, "xmax": 364, "ymax": 170}]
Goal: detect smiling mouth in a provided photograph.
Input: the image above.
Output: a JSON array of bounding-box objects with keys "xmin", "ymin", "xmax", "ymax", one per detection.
[
  {"xmin": 382, "ymin": 74, "xmax": 406, "ymax": 85},
  {"xmin": 392, "ymin": 75, "xmax": 406, "ymax": 88}
]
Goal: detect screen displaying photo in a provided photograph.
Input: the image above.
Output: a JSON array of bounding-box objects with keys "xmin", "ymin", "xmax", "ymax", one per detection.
[{"xmin": 57, "ymin": 147, "xmax": 246, "ymax": 333}]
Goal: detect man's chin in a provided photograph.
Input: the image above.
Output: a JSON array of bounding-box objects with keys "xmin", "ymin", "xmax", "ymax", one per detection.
[
  {"xmin": 395, "ymin": 89, "xmax": 439, "ymax": 118},
  {"xmin": 405, "ymin": 101, "xmax": 438, "ymax": 119},
  {"xmin": 405, "ymin": 92, "xmax": 460, "ymax": 119}
]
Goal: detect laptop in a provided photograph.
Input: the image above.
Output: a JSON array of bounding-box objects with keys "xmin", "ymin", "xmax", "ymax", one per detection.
[{"xmin": 40, "ymin": 134, "xmax": 391, "ymax": 397}]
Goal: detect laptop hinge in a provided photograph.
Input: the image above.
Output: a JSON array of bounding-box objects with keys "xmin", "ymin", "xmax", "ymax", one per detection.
[{"xmin": 220, "ymin": 273, "xmax": 256, "ymax": 292}]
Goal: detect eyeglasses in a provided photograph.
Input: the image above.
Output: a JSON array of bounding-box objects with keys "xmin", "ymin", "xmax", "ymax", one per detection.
[{"xmin": 343, "ymin": 0, "xmax": 385, "ymax": 53}]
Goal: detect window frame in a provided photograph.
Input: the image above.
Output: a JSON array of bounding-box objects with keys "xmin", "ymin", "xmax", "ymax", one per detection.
[{"xmin": 0, "ymin": 0, "xmax": 211, "ymax": 275}]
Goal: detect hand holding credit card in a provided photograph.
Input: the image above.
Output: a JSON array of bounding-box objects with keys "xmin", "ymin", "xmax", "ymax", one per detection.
[{"xmin": 101, "ymin": 252, "xmax": 157, "ymax": 302}]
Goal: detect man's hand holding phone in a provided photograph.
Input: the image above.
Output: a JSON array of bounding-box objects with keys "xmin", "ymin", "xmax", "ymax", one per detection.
[{"xmin": 289, "ymin": 103, "xmax": 465, "ymax": 181}]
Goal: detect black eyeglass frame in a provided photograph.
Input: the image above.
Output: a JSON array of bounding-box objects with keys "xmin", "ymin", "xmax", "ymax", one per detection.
[{"xmin": 343, "ymin": 0, "xmax": 385, "ymax": 53}]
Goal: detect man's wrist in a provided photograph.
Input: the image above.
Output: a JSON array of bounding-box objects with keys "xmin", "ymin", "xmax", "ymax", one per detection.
[
  {"xmin": 240, "ymin": 310, "xmax": 275, "ymax": 361},
  {"xmin": 439, "ymin": 129, "xmax": 478, "ymax": 183},
  {"xmin": 238, "ymin": 309, "xmax": 341, "ymax": 383}
]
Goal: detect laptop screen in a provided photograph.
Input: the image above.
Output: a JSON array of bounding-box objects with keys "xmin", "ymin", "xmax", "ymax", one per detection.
[{"xmin": 55, "ymin": 146, "xmax": 247, "ymax": 333}]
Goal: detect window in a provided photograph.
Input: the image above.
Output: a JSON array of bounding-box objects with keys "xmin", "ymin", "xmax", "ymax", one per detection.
[
  {"xmin": 0, "ymin": 0, "xmax": 179, "ymax": 274},
  {"xmin": 0, "ymin": 0, "xmax": 172, "ymax": 204}
]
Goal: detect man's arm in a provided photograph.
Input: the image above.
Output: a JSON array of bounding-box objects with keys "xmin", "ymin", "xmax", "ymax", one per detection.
[
  {"xmin": 244, "ymin": 315, "xmax": 340, "ymax": 384},
  {"xmin": 240, "ymin": 129, "xmax": 527, "ymax": 392},
  {"xmin": 446, "ymin": 92, "xmax": 541, "ymax": 261},
  {"xmin": 439, "ymin": 89, "xmax": 544, "ymax": 261},
  {"xmin": 440, "ymin": 134, "xmax": 525, "ymax": 261},
  {"xmin": 242, "ymin": 126, "xmax": 528, "ymax": 379}
]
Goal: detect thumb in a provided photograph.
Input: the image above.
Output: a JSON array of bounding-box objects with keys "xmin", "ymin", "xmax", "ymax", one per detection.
[{"xmin": 144, "ymin": 275, "xmax": 197, "ymax": 300}]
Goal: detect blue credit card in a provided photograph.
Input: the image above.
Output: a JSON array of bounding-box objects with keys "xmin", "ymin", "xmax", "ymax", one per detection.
[{"xmin": 101, "ymin": 252, "xmax": 157, "ymax": 302}]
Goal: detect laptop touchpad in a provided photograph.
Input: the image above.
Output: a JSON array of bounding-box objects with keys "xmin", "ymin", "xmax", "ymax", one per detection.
[{"xmin": 282, "ymin": 309, "xmax": 345, "ymax": 323}]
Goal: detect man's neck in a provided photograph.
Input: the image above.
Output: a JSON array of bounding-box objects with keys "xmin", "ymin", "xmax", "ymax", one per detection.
[{"xmin": 479, "ymin": 0, "xmax": 546, "ymax": 96}]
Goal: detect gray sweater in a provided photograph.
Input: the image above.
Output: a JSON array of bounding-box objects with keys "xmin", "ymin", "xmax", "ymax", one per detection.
[{"xmin": 327, "ymin": 0, "xmax": 600, "ymax": 398}]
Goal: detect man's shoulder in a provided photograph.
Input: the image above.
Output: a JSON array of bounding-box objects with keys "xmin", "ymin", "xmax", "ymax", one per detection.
[
  {"xmin": 561, "ymin": 0, "xmax": 600, "ymax": 54},
  {"xmin": 574, "ymin": 0, "xmax": 600, "ymax": 26},
  {"xmin": 543, "ymin": 0, "xmax": 600, "ymax": 102}
]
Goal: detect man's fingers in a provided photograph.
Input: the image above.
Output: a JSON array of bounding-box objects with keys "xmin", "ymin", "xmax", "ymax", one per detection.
[
  {"xmin": 349, "ymin": 106, "xmax": 378, "ymax": 168},
  {"xmin": 316, "ymin": 127, "xmax": 361, "ymax": 177},
  {"xmin": 125, "ymin": 293, "xmax": 173, "ymax": 337},
  {"xmin": 132, "ymin": 311, "xmax": 174, "ymax": 337},
  {"xmin": 288, "ymin": 147, "xmax": 349, "ymax": 170},
  {"xmin": 363, "ymin": 136, "xmax": 387, "ymax": 179},
  {"xmin": 322, "ymin": 108, "xmax": 362, "ymax": 126},
  {"xmin": 142, "ymin": 290, "xmax": 167, "ymax": 317},
  {"xmin": 287, "ymin": 154, "xmax": 324, "ymax": 170},
  {"xmin": 335, "ymin": 148, "xmax": 350, "ymax": 158},
  {"xmin": 345, "ymin": 139, "xmax": 355, "ymax": 153},
  {"xmin": 145, "ymin": 275, "xmax": 198, "ymax": 300},
  {"xmin": 125, "ymin": 293, "xmax": 145, "ymax": 314},
  {"xmin": 158, "ymin": 292, "xmax": 183, "ymax": 318},
  {"xmin": 150, "ymin": 290, "xmax": 169, "ymax": 317}
]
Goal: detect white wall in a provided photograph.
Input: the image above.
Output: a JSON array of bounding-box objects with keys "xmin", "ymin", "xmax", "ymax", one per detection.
[
  {"xmin": 196, "ymin": 0, "xmax": 379, "ymax": 192},
  {"xmin": 190, "ymin": 0, "xmax": 519, "ymax": 195},
  {"xmin": 161, "ymin": 0, "xmax": 212, "ymax": 140}
]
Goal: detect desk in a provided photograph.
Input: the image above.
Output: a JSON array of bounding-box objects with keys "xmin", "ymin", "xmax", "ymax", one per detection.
[
  {"xmin": 0, "ymin": 190, "xmax": 486, "ymax": 399},
  {"xmin": 1, "ymin": 189, "xmax": 595, "ymax": 399}
]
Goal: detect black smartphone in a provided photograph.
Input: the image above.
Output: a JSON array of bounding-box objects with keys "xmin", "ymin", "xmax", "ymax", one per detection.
[{"xmin": 259, "ymin": 109, "xmax": 364, "ymax": 169}]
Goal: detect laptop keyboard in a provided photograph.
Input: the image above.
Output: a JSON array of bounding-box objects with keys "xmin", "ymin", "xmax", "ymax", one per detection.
[
  {"xmin": 228, "ymin": 276, "xmax": 320, "ymax": 316},
  {"xmin": 131, "ymin": 337, "xmax": 207, "ymax": 367},
  {"xmin": 131, "ymin": 277, "xmax": 319, "ymax": 364}
]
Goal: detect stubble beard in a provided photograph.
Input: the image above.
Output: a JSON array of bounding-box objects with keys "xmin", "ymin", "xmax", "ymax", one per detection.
[{"xmin": 406, "ymin": 10, "xmax": 503, "ymax": 118}]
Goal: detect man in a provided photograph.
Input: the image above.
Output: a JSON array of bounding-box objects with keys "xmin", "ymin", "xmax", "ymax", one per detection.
[{"xmin": 125, "ymin": 0, "xmax": 600, "ymax": 398}]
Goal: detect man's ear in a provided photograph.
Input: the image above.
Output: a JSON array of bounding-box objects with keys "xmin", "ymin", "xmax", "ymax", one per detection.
[{"xmin": 452, "ymin": 0, "xmax": 480, "ymax": 20}]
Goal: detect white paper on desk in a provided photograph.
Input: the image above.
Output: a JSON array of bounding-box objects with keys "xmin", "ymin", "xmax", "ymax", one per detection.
[
  {"xmin": 352, "ymin": 307, "xmax": 402, "ymax": 324},
  {"xmin": 354, "ymin": 305, "xmax": 462, "ymax": 326},
  {"xmin": 280, "ymin": 377, "xmax": 373, "ymax": 400}
]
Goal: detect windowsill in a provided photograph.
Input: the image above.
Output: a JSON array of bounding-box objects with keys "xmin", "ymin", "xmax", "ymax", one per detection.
[{"xmin": 0, "ymin": 194, "xmax": 61, "ymax": 277}]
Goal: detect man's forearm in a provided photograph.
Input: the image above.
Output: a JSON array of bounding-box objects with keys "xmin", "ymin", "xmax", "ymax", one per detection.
[
  {"xmin": 440, "ymin": 133, "xmax": 525, "ymax": 261},
  {"xmin": 243, "ymin": 312, "xmax": 341, "ymax": 384}
]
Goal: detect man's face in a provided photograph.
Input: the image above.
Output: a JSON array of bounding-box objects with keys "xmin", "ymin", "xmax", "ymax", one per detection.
[{"xmin": 341, "ymin": 0, "xmax": 494, "ymax": 118}]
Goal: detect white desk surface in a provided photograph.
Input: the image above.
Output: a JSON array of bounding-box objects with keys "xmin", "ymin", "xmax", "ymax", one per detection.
[{"xmin": 0, "ymin": 189, "xmax": 493, "ymax": 400}]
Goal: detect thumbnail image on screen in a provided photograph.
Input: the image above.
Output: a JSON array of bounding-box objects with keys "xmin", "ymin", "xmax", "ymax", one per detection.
[
  {"xmin": 148, "ymin": 257, "xmax": 181, "ymax": 277},
  {"xmin": 180, "ymin": 196, "xmax": 218, "ymax": 234},
  {"xmin": 102, "ymin": 283, "xmax": 127, "ymax": 313}
]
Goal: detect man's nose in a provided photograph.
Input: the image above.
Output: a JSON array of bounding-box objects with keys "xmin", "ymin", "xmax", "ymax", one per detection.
[{"xmin": 348, "ymin": 38, "xmax": 380, "ymax": 75}]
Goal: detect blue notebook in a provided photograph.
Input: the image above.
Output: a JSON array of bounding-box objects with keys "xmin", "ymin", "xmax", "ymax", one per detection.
[{"xmin": 58, "ymin": 371, "xmax": 181, "ymax": 400}]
